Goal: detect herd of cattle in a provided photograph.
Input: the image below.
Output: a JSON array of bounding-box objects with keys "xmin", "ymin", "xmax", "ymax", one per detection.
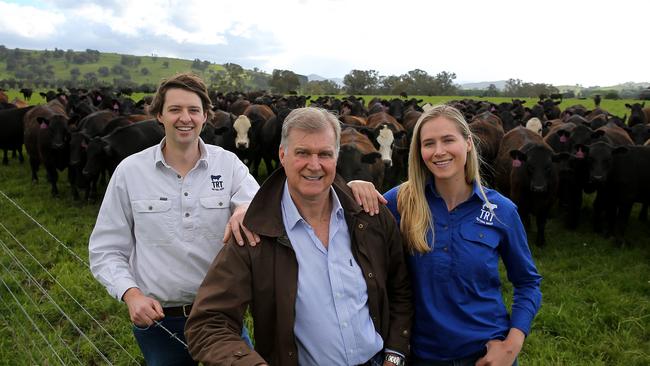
[{"xmin": 1, "ymin": 87, "xmax": 650, "ymax": 247}]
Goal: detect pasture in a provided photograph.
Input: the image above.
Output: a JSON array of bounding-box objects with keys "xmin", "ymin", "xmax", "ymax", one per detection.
[{"xmin": 0, "ymin": 95, "xmax": 649, "ymax": 365}]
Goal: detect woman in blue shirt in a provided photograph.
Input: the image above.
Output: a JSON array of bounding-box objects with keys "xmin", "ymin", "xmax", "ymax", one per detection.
[{"xmin": 350, "ymin": 104, "xmax": 541, "ymax": 366}]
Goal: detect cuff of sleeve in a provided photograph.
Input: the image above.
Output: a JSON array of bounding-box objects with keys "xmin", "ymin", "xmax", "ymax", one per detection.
[
  {"xmin": 510, "ymin": 315, "xmax": 533, "ymax": 336},
  {"xmin": 113, "ymin": 278, "xmax": 139, "ymax": 302},
  {"xmin": 385, "ymin": 348, "xmax": 405, "ymax": 358}
]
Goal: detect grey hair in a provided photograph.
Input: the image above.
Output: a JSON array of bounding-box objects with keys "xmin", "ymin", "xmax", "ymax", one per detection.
[{"xmin": 280, "ymin": 107, "xmax": 341, "ymax": 154}]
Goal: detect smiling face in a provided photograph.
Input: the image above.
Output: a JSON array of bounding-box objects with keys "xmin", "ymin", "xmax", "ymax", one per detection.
[
  {"xmin": 157, "ymin": 88, "xmax": 207, "ymax": 150},
  {"xmin": 279, "ymin": 127, "xmax": 337, "ymax": 206},
  {"xmin": 419, "ymin": 116, "xmax": 471, "ymax": 185}
]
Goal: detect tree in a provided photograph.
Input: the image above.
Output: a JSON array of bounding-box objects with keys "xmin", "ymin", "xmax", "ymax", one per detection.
[
  {"xmin": 432, "ymin": 71, "xmax": 458, "ymax": 95},
  {"xmin": 303, "ymin": 80, "xmax": 341, "ymax": 95},
  {"xmin": 162, "ymin": 61, "xmax": 169, "ymax": 69},
  {"xmin": 483, "ymin": 84, "xmax": 500, "ymax": 97},
  {"xmin": 140, "ymin": 67, "xmax": 150, "ymax": 76},
  {"xmin": 70, "ymin": 67, "xmax": 80, "ymax": 80},
  {"xmin": 269, "ymin": 69, "xmax": 301, "ymax": 93},
  {"xmin": 97, "ymin": 66, "xmax": 110, "ymax": 77},
  {"xmin": 343, "ymin": 69, "xmax": 379, "ymax": 94},
  {"xmin": 222, "ymin": 63, "xmax": 245, "ymax": 91}
]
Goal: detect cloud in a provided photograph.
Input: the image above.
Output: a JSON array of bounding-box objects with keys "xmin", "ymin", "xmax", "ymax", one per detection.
[
  {"xmin": 0, "ymin": 2, "xmax": 65, "ymax": 38},
  {"xmin": 0, "ymin": 0, "xmax": 647, "ymax": 86}
]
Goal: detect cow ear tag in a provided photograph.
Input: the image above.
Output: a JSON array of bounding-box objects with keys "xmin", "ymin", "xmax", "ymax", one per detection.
[
  {"xmin": 512, "ymin": 159, "xmax": 522, "ymax": 168},
  {"xmin": 559, "ymin": 135, "xmax": 567, "ymax": 143}
]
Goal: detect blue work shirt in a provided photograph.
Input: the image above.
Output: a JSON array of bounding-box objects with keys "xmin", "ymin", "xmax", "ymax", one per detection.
[
  {"xmin": 384, "ymin": 180, "xmax": 542, "ymax": 361},
  {"xmin": 281, "ymin": 182, "xmax": 383, "ymax": 366}
]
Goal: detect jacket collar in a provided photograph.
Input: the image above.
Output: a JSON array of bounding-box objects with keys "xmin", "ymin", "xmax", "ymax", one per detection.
[{"xmin": 244, "ymin": 168, "xmax": 363, "ymax": 238}]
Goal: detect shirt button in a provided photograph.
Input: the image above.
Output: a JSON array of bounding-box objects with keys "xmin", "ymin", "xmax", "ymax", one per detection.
[
  {"xmin": 148, "ymin": 206, "xmax": 153, "ymax": 210},
  {"xmin": 185, "ymin": 213, "xmax": 190, "ymax": 217},
  {"xmin": 288, "ymin": 351, "xmax": 294, "ymax": 357},
  {"xmin": 479, "ymin": 233, "xmax": 485, "ymax": 238},
  {"xmin": 368, "ymin": 272, "xmax": 374, "ymax": 278},
  {"xmin": 218, "ymin": 202, "xmax": 223, "ymax": 206},
  {"xmin": 184, "ymin": 192, "xmax": 188, "ymax": 196},
  {"xmin": 443, "ymin": 247, "xmax": 448, "ymax": 252},
  {"xmin": 342, "ymin": 322, "xmax": 348, "ymax": 327},
  {"xmin": 358, "ymin": 223, "xmax": 364, "ymax": 229},
  {"xmin": 442, "ymin": 225, "xmax": 448, "ymax": 230},
  {"xmin": 177, "ymin": 174, "xmax": 181, "ymax": 179}
]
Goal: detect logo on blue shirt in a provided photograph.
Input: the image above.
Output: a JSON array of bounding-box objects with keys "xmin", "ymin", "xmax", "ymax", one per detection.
[
  {"xmin": 211, "ymin": 175, "xmax": 224, "ymax": 191},
  {"xmin": 476, "ymin": 202, "xmax": 497, "ymax": 225}
]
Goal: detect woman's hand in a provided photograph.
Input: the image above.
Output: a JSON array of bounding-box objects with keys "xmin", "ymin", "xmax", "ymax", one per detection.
[
  {"xmin": 347, "ymin": 180, "xmax": 387, "ymax": 216},
  {"xmin": 475, "ymin": 328, "xmax": 524, "ymax": 366}
]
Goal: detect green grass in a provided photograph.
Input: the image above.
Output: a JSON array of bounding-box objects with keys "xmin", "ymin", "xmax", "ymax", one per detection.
[{"xmin": 0, "ymin": 98, "xmax": 649, "ymax": 364}]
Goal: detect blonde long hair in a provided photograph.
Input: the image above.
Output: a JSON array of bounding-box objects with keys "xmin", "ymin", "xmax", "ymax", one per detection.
[{"xmin": 397, "ymin": 104, "xmax": 490, "ymax": 254}]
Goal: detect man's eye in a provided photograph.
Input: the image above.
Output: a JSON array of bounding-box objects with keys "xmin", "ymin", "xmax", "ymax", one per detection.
[{"xmin": 319, "ymin": 152, "xmax": 334, "ymax": 158}]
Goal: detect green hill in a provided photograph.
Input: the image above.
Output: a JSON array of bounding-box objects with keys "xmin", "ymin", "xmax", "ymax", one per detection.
[{"xmin": 0, "ymin": 46, "xmax": 269, "ymax": 91}]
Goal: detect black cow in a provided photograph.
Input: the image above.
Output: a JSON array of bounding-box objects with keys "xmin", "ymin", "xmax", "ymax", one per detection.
[
  {"xmin": 83, "ymin": 120, "xmax": 164, "ymax": 179},
  {"xmin": 625, "ymin": 103, "xmax": 647, "ymax": 126},
  {"xmin": 337, "ymin": 128, "xmax": 384, "ymax": 189},
  {"xmin": 24, "ymin": 97, "xmax": 70, "ymax": 196},
  {"xmin": 68, "ymin": 111, "xmax": 117, "ymax": 201},
  {"xmin": 20, "ymin": 88, "xmax": 33, "ymax": 101},
  {"xmin": 0, "ymin": 106, "xmax": 34, "ymax": 165},
  {"xmin": 625, "ymin": 123, "xmax": 650, "ymax": 145},
  {"xmin": 496, "ymin": 127, "xmax": 560, "ymax": 246}
]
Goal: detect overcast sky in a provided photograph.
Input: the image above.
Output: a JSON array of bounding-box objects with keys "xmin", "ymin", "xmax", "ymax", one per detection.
[{"xmin": 0, "ymin": 0, "xmax": 646, "ymax": 87}]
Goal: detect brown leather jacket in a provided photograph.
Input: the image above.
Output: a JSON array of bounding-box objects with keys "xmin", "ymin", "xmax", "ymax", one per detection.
[{"xmin": 185, "ymin": 169, "xmax": 412, "ymax": 366}]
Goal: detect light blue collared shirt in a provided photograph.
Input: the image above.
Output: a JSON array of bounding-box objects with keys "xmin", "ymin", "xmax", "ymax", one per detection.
[{"xmin": 280, "ymin": 181, "xmax": 383, "ymax": 366}]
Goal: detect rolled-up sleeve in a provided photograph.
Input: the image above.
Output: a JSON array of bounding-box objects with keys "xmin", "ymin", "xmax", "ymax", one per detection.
[
  {"xmin": 501, "ymin": 209, "xmax": 542, "ymax": 335},
  {"xmin": 88, "ymin": 167, "xmax": 138, "ymax": 301}
]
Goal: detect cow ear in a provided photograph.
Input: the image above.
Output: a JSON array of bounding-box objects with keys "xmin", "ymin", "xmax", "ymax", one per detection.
[
  {"xmin": 40, "ymin": 92, "xmax": 47, "ymax": 98},
  {"xmin": 361, "ymin": 152, "xmax": 382, "ymax": 164},
  {"xmin": 555, "ymin": 100, "xmax": 561, "ymax": 105},
  {"xmin": 625, "ymin": 104, "xmax": 632, "ymax": 109},
  {"xmin": 509, "ymin": 149, "xmax": 526, "ymax": 165},
  {"xmin": 37, "ymin": 117, "xmax": 49, "ymax": 128},
  {"xmin": 613, "ymin": 146, "xmax": 629, "ymax": 155},
  {"xmin": 214, "ymin": 126, "xmax": 229, "ymax": 135}
]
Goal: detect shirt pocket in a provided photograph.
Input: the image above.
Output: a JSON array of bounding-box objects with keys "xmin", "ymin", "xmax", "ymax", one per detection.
[
  {"xmin": 132, "ymin": 199, "xmax": 173, "ymax": 244},
  {"xmin": 199, "ymin": 195, "xmax": 231, "ymax": 240},
  {"xmin": 457, "ymin": 223, "xmax": 501, "ymax": 289}
]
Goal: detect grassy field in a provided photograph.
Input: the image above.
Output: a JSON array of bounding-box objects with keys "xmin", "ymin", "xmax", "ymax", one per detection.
[{"xmin": 0, "ymin": 97, "xmax": 649, "ymax": 365}]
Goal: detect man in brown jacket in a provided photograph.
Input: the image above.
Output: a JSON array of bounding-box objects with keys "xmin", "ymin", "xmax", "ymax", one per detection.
[{"xmin": 185, "ymin": 107, "xmax": 411, "ymax": 366}]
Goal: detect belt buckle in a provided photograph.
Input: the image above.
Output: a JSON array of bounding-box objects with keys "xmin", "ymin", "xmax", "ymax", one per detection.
[{"xmin": 182, "ymin": 304, "xmax": 192, "ymax": 317}]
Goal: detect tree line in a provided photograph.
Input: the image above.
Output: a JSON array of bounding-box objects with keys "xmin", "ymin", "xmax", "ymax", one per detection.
[{"xmin": 1, "ymin": 46, "xmax": 649, "ymax": 99}]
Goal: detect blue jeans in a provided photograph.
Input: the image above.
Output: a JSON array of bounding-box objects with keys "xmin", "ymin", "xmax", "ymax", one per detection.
[{"xmin": 133, "ymin": 316, "xmax": 253, "ymax": 366}]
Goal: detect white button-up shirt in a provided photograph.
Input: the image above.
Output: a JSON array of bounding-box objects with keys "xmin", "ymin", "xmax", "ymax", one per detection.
[{"xmin": 89, "ymin": 138, "xmax": 259, "ymax": 307}]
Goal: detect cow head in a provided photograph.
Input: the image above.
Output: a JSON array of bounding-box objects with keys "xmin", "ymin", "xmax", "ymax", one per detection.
[
  {"xmin": 625, "ymin": 103, "xmax": 647, "ymax": 126},
  {"xmin": 510, "ymin": 144, "xmax": 556, "ymax": 193},
  {"xmin": 83, "ymin": 137, "xmax": 108, "ymax": 178},
  {"xmin": 584, "ymin": 142, "xmax": 628, "ymax": 185},
  {"xmin": 336, "ymin": 144, "xmax": 383, "ymax": 187},
  {"xmin": 233, "ymin": 115, "xmax": 252, "ymax": 150}
]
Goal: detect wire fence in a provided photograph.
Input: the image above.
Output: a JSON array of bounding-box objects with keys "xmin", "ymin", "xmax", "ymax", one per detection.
[{"xmin": 0, "ymin": 189, "xmax": 142, "ymax": 365}]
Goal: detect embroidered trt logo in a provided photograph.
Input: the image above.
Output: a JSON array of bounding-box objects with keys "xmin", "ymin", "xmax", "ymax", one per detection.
[
  {"xmin": 476, "ymin": 202, "xmax": 497, "ymax": 225},
  {"xmin": 211, "ymin": 175, "xmax": 224, "ymax": 191}
]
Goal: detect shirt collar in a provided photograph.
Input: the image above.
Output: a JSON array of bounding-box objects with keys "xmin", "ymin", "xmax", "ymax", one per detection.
[
  {"xmin": 281, "ymin": 180, "xmax": 344, "ymax": 231},
  {"xmin": 154, "ymin": 137, "xmax": 209, "ymax": 169}
]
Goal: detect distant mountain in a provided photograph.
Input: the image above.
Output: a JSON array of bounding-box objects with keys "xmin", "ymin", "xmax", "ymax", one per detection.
[
  {"xmin": 459, "ymin": 80, "xmax": 507, "ymax": 90},
  {"xmin": 307, "ymin": 74, "xmax": 344, "ymax": 86}
]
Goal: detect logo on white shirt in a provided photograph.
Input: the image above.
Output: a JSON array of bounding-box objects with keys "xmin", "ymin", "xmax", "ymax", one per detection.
[
  {"xmin": 211, "ymin": 174, "xmax": 224, "ymax": 191},
  {"xmin": 476, "ymin": 202, "xmax": 497, "ymax": 225}
]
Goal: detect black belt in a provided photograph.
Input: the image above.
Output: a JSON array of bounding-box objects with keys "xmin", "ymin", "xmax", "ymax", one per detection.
[{"xmin": 163, "ymin": 304, "xmax": 193, "ymax": 317}]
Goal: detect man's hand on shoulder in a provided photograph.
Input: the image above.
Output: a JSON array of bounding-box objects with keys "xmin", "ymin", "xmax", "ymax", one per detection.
[
  {"xmin": 122, "ymin": 287, "xmax": 164, "ymax": 327},
  {"xmin": 223, "ymin": 204, "xmax": 261, "ymax": 246}
]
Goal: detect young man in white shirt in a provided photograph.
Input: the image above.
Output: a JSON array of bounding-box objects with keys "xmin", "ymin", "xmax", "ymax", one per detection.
[{"xmin": 89, "ymin": 73, "xmax": 259, "ymax": 365}]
